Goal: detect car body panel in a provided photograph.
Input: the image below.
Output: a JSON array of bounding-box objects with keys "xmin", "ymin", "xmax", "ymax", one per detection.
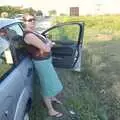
[{"xmin": 0, "ymin": 59, "xmax": 32, "ymax": 120}]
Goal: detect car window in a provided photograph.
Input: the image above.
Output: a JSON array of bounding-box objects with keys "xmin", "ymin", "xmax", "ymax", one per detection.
[
  {"xmin": 0, "ymin": 37, "xmax": 9, "ymax": 54},
  {"xmin": 0, "ymin": 37, "xmax": 13, "ymax": 79},
  {"xmin": 7, "ymin": 24, "xmax": 27, "ymax": 63},
  {"xmin": 8, "ymin": 24, "xmax": 23, "ymax": 36},
  {"xmin": 45, "ymin": 24, "xmax": 80, "ymax": 43}
]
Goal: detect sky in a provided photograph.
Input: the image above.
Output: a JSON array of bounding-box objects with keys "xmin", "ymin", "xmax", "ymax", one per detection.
[{"xmin": 0, "ymin": 0, "xmax": 120, "ymax": 15}]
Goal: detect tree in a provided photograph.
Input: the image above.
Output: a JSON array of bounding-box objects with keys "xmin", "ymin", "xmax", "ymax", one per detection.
[
  {"xmin": 1, "ymin": 12, "xmax": 8, "ymax": 18},
  {"xmin": 36, "ymin": 10, "xmax": 43, "ymax": 16},
  {"xmin": 48, "ymin": 10, "xmax": 57, "ymax": 16},
  {"xmin": 0, "ymin": 6, "xmax": 37, "ymax": 17},
  {"xmin": 0, "ymin": 6, "xmax": 20, "ymax": 17},
  {"xmin": 22, "ymin": 7, "xmax": 36, "ymax": 15}
]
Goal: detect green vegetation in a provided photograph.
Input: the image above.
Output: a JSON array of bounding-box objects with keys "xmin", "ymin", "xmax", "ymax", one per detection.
[
  {"xmin": 53, "ymin": 15, "xmax": 120, "ymax": 32},
  {"xmin": 0, "ymin": 63, "xmax": 12, "ymax": 78},
  {"xmin": 0, "ymin": 6, "xmax": 43, "ymax": 17},
  {"xmin": 48, "ymin": 24, "xmax": 80, "ymax": 42},
  {"xmin": 30, "ymin": 15, "xmax": 120, "ymax": 120}
]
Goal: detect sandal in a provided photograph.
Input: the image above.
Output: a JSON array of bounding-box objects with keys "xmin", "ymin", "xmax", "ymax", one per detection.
[{"xmin": 49, "ymin": 112, "xmax": 63, "ymax": 118}]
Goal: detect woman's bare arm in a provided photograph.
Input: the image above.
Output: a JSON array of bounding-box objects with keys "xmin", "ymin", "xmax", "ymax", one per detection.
[{"xmin": 24, "ymin": 33, "xmax": 51, "ymax": 52}]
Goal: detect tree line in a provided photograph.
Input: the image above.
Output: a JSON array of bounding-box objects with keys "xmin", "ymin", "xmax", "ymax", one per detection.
[
  {"xmin": 0, "ymin": 6, "xmax": 60, "ymax": 18},
  {"xmin": 0, "ymin": 5, "xmax": 43, "ymax": 17}
]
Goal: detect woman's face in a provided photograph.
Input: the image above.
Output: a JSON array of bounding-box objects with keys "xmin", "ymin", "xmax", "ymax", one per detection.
[{"xmin": 24, "ymin": 15, "xmax": 36, "ymax": 30}]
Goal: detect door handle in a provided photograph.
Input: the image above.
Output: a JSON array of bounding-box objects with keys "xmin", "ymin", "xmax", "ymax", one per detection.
[{"xmin": 27, "ymin": 68, "xmax": 32, "ymax": 77}]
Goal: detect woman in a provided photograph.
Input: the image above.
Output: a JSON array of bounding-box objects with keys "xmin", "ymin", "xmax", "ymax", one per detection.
[{"xmin": 23, "ymin": 13, "xmax": 63, "ymax": 118}]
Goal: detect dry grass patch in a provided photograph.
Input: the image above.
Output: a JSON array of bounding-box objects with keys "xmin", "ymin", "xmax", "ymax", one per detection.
[{"xmin": 95, "ymin": 34, "xmax": 113, "ymax": 41}]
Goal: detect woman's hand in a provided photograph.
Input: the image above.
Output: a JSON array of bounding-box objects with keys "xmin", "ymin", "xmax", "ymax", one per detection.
[
  {"xmin": 46, "ymin": 41, "xmax": 55, "ymax": 48},
  {"xmin": 37, "ymin": 49, "xmax": 50, "ymax": 57}
]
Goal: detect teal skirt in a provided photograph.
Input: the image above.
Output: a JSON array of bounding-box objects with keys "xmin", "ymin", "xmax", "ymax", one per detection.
[{"xmin": 32, "ymin": 57, "xmax": 63, "ymax": 97}]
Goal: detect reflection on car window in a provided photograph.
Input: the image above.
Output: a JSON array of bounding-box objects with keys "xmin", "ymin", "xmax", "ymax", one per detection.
[
  {"xmin": 7, "ymin": 24, "xmax": 27, "ymax": 62},
  {"xmin": 0, "ymin": 37, "xmax": 9, "ymax": 54},
  {"xmin": 8, "ymin": 24, "xmax": 23, "ymax": 37},
  {"xmin": 0, "ymin": 38, "xmax": 13, "ymax": 79}
]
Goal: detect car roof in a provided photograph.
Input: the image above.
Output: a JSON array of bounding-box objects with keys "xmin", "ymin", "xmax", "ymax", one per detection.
[{"xmin": 0, "ymin": 18, "xmax": 21, "ymax": 29}]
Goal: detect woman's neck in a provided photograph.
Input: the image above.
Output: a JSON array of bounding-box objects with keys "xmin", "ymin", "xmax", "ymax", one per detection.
[{"xmin": 25, "ymin": 27, "xmax": 35, "ymax": 32}]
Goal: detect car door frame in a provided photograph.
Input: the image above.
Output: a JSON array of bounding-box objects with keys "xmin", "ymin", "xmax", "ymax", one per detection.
[{"xmin": 41, "ymin": 22, "xmax": 84, "ymax": 70}]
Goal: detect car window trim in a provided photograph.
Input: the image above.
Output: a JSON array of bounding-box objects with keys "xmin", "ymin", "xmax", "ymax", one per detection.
[
  {"xmin": 0, "ymin": 56, "xmax": 28, "ymax": 83},
  {"xmin": 0, "ymin": 64, "xmax": 15, "ymax": 83}
]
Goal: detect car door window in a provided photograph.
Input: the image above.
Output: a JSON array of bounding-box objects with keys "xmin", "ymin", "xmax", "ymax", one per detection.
[
  {"xmin": 0, "ymin": 37, "xmax": 13, "ymax": 79},
  {"xmin": 8, "ymin": 24, "xmax": 23, "ymax": 36},
  {"xmin": 45, "ymin": 24, "xmax": 80, "ymax": 44},
  {"xmin": 7, "ymin": 24, "xmax": 27, "ymax": 63}
]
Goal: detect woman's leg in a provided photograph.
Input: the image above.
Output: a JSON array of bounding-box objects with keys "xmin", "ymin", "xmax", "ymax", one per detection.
[
  {"xmin": 51, "ymin": 96, "xmax": 62, "ymax": 104},
  {"xmin": 43, "ymin": 96, "xmax": 63, "ymax": 117}
]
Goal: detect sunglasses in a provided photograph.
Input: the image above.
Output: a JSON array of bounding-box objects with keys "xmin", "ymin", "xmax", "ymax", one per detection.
[{"xmin": 24, "ymin": 18, "xmax": 35, "ymax": 22}]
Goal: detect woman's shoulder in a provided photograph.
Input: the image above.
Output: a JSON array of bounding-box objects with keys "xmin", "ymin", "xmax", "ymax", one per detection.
[
  {"xmin": 24, "ymin": 31, "xmax": 37, "ymax": 39},
  {"xmin": 24, "ymin": 31, "xmax": 47, "ymax": 44},
  {"xmin": 23, "ymin": 31, "xmax": 36, "ymax": 44}
]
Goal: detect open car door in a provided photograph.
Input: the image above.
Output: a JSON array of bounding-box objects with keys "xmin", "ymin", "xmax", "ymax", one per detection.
[{"xmin": 41, "ymin": 22, "xmax": 84, "ymax": 71}]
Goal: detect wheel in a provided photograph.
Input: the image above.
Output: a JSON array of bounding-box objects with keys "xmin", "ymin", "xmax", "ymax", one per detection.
[{"xmin": 24, "ymin": 112, "xmax": 29, "ymax": 120}]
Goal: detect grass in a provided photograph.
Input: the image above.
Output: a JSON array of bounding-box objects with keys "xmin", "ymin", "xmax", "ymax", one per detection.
[
  {"xmin": 30, "ymin": 17, "xmax": 120, "ymax": 120},
  {"xmin": 83, "ymin": 29, "xmax": 120, "ymax": 120}
]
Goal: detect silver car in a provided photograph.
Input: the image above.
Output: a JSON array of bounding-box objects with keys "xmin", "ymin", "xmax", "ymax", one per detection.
[{"xmin": 0, "ymin": 18, "xmax": 84, "ymax": 120}]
